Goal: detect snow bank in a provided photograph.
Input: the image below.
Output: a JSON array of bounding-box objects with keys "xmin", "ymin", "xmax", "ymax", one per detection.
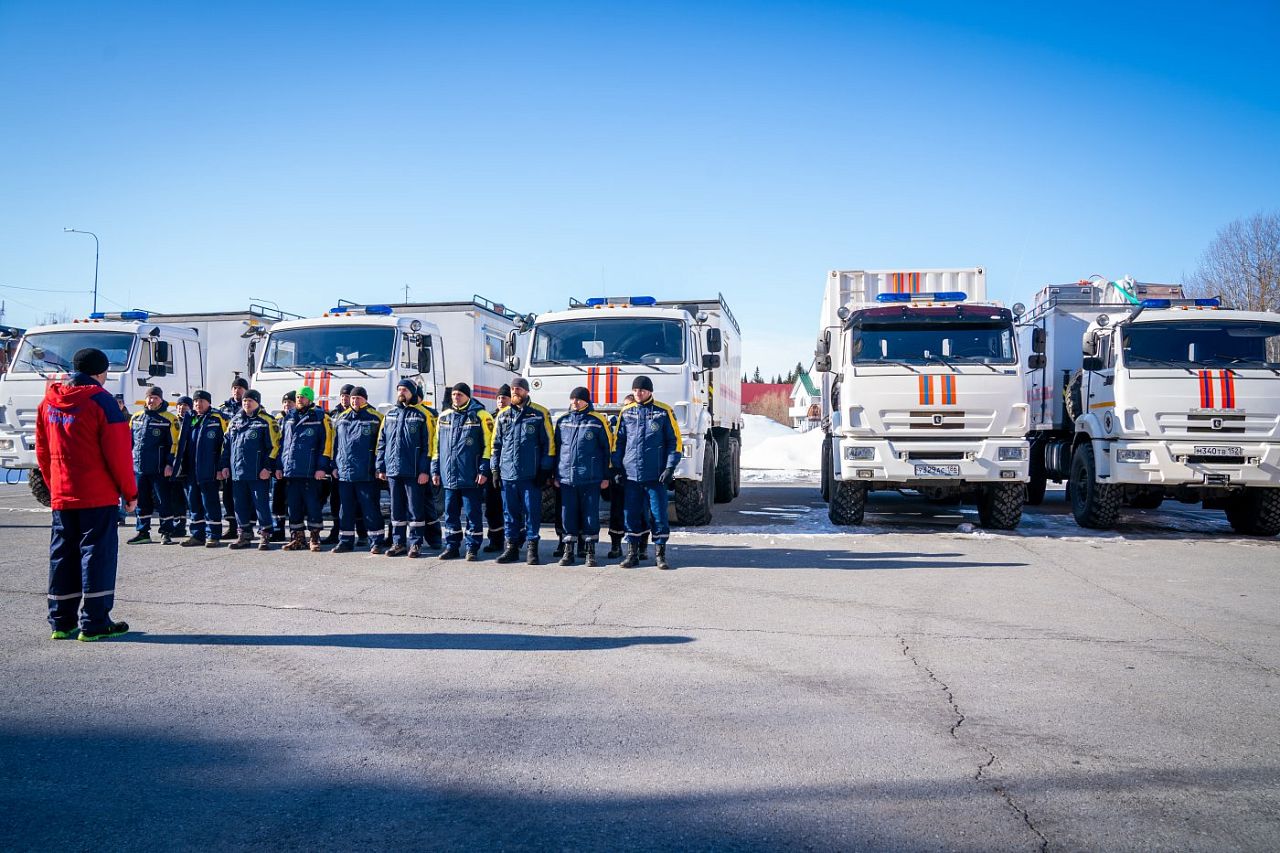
[{"xmin": 740, "ymin": 414, "xmax": 822, "ymax": 471}]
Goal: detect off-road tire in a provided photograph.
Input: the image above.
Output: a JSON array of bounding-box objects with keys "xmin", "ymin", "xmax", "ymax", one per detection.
[
  {"xmin": 714, "ymin": 435, "xmax": 733, "ymax": 504},
  {"xmin": 1070, "ymin": 443, "xmax": 1121, "ymax": 529},
  {"xmin": 1026, "ymin": 448, "xmax": 1047, "ymax": 506},
  {"xmin": 977, "ymin": 482, "xmax": 1025, "ymax": 530},
  {"xmin": 820, "ymin": 434, "xmax": 832, "ymax": 503},
  {"xmin": 731, "ymin": 437, "xmax": 741, "ymax": 498},
  {"xmin": 1225, "ymin": 488, "xmax": 1280, "ymax": 537},
  {"xmin": 673, "ymin": 441, "xmax": 716, "ymax": 526},
  {"xmin": 540, "ymin": 484, "xmax": 557, "ymax": 524},
  {"xmin": 29, "ymin": 468, "xmax": 51, "ymax": 508},
  {"xmin": 828, "ymin": 478, "xmax": 866, "ymax": 526}
]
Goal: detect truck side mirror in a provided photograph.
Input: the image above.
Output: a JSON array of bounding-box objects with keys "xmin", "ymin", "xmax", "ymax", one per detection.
[
  {"xmin": 701, "ymin": 353, "xmax": 721, "ymax": 370},
  {"xmin": 508, "ymin": 356, "xmax": 522, "ymax": 372},
  {"xmin": 1027, "ymin": 353, "xmax": 1046, "ymax": 370},
  {"xmin": 705, "ymin": 328, "xmax": 722, "ymax": 353},
  {"xmin": 417, "ymin": 345, "xmax": 432, "ymax": 374},
  {"xmin": 1082, "ymin": 356, "xmax": 1104, "ymax": 372},
  {"xmin": 1082, "ymin": 333, "xmax": 1098, "ymax": 356},
  {"xmin": 504, "ymin": 331, "xmax": 517, "ymax": 359},
  {"xmin": 147, "ymin": 341, "xmax": 170, "ymax": 377},
  {"xmin": 1031, "ymin": 328, "xmax": 1046, "ymax": 354},
  {"xmin": 814, "ymin": 354, "xmax": 832, "ymax": 373}
]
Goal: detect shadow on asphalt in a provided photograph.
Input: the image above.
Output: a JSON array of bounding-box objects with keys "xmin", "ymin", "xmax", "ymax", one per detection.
[
  {"xmin": 664, "ymin": 545, "xmax": 1028, "ymax": 571},
  {"xmin": 116, "ymin": 631, "xmax": 694, "ymax": 650}
]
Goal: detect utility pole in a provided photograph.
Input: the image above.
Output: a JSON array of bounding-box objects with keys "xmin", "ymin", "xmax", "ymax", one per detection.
[
  {"xmin": 63, "ymin": 228, "xmax": 100, "ymax": 314},
  {"xmin": 403, "ymin": 283, "xmax": 411, "ymax": 304}
]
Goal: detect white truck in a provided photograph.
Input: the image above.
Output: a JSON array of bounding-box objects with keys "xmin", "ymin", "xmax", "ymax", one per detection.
[
  {"xmin": 0, "ymin": 304, "xmax": 290, "ymax": 503},
  {"xmin": 509, "ymin": 294, "xmax": 743, "ymax": 525},
  {"xmin": 815, "ymin": 268, "xmax": 1030, "ymax": 529},
  {"xmin": 250, "ymin": 296, "xmax": 524, "ymax": 414},
  {"xmin": 1018, "ymin": 277, "xmax": 1280, "ymax": 535}
]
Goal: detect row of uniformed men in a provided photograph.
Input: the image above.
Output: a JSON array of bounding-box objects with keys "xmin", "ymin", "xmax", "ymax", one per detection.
[{"xmin": 127, "ymin": 373, "xmax": 683, "ymax": 568}]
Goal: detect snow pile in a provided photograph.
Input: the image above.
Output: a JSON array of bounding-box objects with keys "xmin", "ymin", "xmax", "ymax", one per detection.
[{"xmin": 739, "ymin": 414, "xmax": 822, "ymax": 472}]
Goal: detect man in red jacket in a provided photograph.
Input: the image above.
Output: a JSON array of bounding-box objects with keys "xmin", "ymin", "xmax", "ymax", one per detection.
[{"xmin": 36, "ymin": 348, "xmax": 138, "ymax": 641}]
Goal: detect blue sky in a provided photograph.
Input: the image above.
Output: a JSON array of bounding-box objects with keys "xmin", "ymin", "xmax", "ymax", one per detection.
[{"xmin": 2, "ymin": 1, "xmax": 1278, "ymax": 377}]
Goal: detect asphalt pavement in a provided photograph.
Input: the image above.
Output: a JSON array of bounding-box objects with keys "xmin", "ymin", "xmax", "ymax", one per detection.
[{"xmin": 1, "ymin": 480, "xmax": 1278, "ymax": 852}]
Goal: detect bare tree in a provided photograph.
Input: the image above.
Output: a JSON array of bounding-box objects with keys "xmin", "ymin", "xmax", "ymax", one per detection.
[{"xmin": 1185, "ymin": 211, "xmax": 1280, "ymax": 312}]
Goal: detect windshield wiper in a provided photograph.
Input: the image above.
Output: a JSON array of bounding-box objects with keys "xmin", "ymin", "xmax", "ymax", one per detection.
[
  {"xmin": 923, "ymin": 353, "xmax": 957, "ymax": 372},
  {"xmin": 266, "ymin": 365, "xmax": 306, "ymax": 378},
  {"xmin": 1204, "ymin": 354, "xmax": 1280, "ymax": 375},
  {"xmin": 313, "ymin": 361, "xmax": 372, "ymax": 377},
  {"xmin": 534, "ymin": 358, "xmax": 587, "ymax": 373},
  {"xmin": 865, "ymin": 357, "xmax": 918, "ymax": 373},
  {"xmin": 608, "ymin": 357, "xmax": 673, "ymax": 374},
  {"xmin": 947, "ymin": 355, "xmax": 1001, "ymax": 373},
  {"xmin": 1126, "ymin": 356, "xmax": 1193, "ymax": 373}
]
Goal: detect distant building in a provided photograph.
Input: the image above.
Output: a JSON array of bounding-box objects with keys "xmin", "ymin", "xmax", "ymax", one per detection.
[
  {"xmin": 789, "ymin": 371, "xmax": 822, "ymax": 431},
  {"xmin": 741, "ymin": 382, "xmax": 791, "ymax": 425}
]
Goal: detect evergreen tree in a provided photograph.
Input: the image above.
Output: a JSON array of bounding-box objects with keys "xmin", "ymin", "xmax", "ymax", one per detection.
[{"xmin": 751, "ymin": 366, "xmax": 763, "ymax": 383}]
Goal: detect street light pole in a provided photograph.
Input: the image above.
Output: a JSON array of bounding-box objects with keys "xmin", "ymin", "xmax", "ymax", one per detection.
[{"xmin": 63, "ymin": 228, "xmax": 100, "ymax": 314}]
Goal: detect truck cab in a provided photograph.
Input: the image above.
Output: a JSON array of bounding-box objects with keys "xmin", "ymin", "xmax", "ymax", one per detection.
[{"xmin": 817, "ymin": 269, "xmax": 1030, "ymax": 529}]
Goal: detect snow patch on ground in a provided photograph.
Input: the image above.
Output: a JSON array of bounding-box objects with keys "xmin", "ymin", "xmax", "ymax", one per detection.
[{"xmin": 740, "ymin": 414, "xmax": 822, "ymax": 472}]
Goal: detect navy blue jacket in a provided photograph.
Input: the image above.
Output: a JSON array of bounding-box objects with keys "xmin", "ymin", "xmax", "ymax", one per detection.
[
  {"xmin": 176, "ymin": 409, "xmax": 229, "ymax": 484},
  {"xmin": 554, "ymin": 405, "xmax": 614, "ymax": 486},
  {"xmin": 376, "ymin": 402, "xmax": 434, "ymax": 479},
  {"xmin": 613, "ymin": 398, "xmax": 682, "ymax": 483},
  {"xmin": 279, "ymin": 404, "xmax": 335, "ymax": 478},
  {"xmin": 222, "ymin": 409, "xmax": 280, "ymax": 481},
  {"xmin": 491, "ymin": 401, "xmax": 555, "ymax": 482},
  {"xmin": 334, "ymin": 403, "xmax": 384, "ymax": 481},
  {"xmin": 431, "ymin": 400, "xmax": 494, "ymax": 489},
  {"xmin": 131, "ymin": 402, "xmax": 179, "ymax": 476}
]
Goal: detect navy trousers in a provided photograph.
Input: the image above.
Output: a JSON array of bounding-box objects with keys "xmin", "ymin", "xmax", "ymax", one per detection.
[
  {"xmin": 48, "ymin": 506, "xmax": 119, "ymax": 633},
  {"xmin": 561, "ymin": 484, "xmax": 603, "ymax": 543},
  {"xmin": 624, "ymin": 481, "xmax": 670, "ymax": 545},
  {"xmin": 232, "ymin": 479, "xmax": 273, "ymax": 533},
  {"xmin": 339, "ymin": 481, "xmax": 384, "ymax": 545},
  {"xmin": 286, "ymin": 478, "xmax": 325, "ymax": 531},
  {"xmin": 501, "ymin": 479, "xmax": 542, "ymax": 545},
  {"xmin": 186, "ymin": 480, "xmax": 222, "ymax": 539},
  {"xmin": 388, "ymin": 476, "xmax": 426, "ymax": 546},
  {"xmin": 443, "ymin": 487, "xmax": 485, "ymax": 551},
  {"xmin": 134, "ymin": 472, "xmax": 174, "ymax": 535}
]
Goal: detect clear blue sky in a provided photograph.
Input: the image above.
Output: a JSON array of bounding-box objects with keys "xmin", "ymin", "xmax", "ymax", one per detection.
[{"xmin": 2, "ymin": 1, "xmax": 1277, "ymax": 377}]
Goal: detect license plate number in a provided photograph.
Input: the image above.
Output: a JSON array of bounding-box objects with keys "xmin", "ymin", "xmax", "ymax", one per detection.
[
  {"xmin": 1193, "ymin": 445, "xmax": 1242, "ymax": 457},
  {"xmin": 914, "ymin": 464, "xmax": 960, "ymax": 477}
]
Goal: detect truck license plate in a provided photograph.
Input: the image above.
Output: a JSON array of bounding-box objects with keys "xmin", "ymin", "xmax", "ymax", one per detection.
[
  {"xmin": 914, "ymin": 464, "xmax": 961, "ymax": 477},
  {"xmin": 1193, "ymin": 445, "xmax": 1242, "ymax": 457}
]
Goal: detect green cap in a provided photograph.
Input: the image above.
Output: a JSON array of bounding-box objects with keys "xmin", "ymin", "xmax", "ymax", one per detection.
[{"xmin": 297, "ymin": 386, "xmax": 316, "ymax": 402}]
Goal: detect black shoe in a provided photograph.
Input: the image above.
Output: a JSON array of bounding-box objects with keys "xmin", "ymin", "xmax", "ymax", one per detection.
[
  {"xmin": 584, "ymin": 545, "xmax": 598, "ymax": 567},
  {"xmin": 271, "ymin": 528, "xmax": 286, "ymax": 542},
  {"xmin": 551, "ymin": 542, "xmax": 565, "ymax": 558},
  {"xmin": 223, "ymin": 524, "xmax": 238, "ymax": 540},
  {"xmin": 656, "ymin": 544, "xmax": 672, "ymax": 570},
  {"xmin": 161, "ymin": 534, "xmax": 174, "ymax": 546},
  {"xmin": 206, "ymin": 537, "xmax": 223, "ymax": 548},
  {"xmin": 620, "ymin": 543, "xmax": 640, "ymax": 568},
  {"xmin": 227, "ymin": 533, "xmax": 254, "ymax": 550},
  {"xmin": 77, "ymin": 621, "xmax": 129, "ymax": 642},
  {"xmin": 559, "ymin": 543, "xmax": 575, "ymax": 566},
  {"xmin": 526, "ymin": 542, "xmax": 540, "ymax": 565},
  {"xmin": 483, "ymin": 539, "xmax": 504, "ymax": 553},
  {"xmin": 322, "ymin": 529, "xmax": 341, "ymax": 545},
  {"xmin": 369, "ymin": 541, "xmax": 386, "ymax": 555},
  {"xmin": 333, "ymin": 541, "xmax": 354, "ymax": 553},
  {"xmin": 126, "ymin": 531, "xmax": 151, "ymax": 545},
  {"xmin": 465, "ymin": 548, "xmax": 479, "ymax": 562},
  {"xmin": 407, "ymin": 544, "xmax": 421, "ymax": 559},
  {"xmin": 607, "ymin": 536, "xmax": 622, "ymax": 559},
  {"xmin": 385, "ymin": 544, "xmax": 407, "ymax": 557},
  {"xmin": 495, "ymin": 543, "xmax": 520, "ymax": 564},
  {"xmin": 181, "ymin": 536, "xmax": 206, "ymax": 548},
  {"xmin": 440, "ymin": 546, "xmax": 461, "ymax": 560}
]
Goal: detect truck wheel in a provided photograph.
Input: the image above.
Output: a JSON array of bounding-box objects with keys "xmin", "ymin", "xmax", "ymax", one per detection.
[
  {"xmin": 828, "ymin": 478, "xmax": 866, "ymax": 526},
  {"xmin": 1225, "ymin": 488, "xmax": 1280, "ymax": 536},
  {"xmin": 977, "ymin": 482, "xmax": 1024, "ymax": 530},
  {"xmin": 820, "ymin": 435, "xmax": 832, "ymax": 503},
  {"xmin": 714, "ymin": 435, "xmax": 733, "ymax": 504},
  {"xmin": 28, "ymin": 468, "xmax": 51, "ymax": 508},
  {"xmin": 1070, "ymin": 443, "xmax": 1120, "ymax": 529},
  {"xmin": 731, "ymin": 437, "xmax": 741, "ymax": 498},
  {"xmin": 1026, "ymin": 449, "xmax": 1047, "ymax": 506},
  {"xmin": 540, "ymin": 485, "xmax": 557, "ymax": 524},
  {"xmin": 674, "ymin": 442, "xmax": 716, "ymax": 526}
]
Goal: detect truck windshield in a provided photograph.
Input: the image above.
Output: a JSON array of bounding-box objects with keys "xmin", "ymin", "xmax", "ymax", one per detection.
[
  {"xmin": 1123, "ymin": 321, "xmax": 1280, "ymax": 369},
  {"xmin": 262, "ymin": 326, "xmax": 395, "ymax": 371},
  {"xmin": 532, "ymin": 318, "xmax": 685, "ymax": 366},
  {"xmin": 851, "ymin": 321, "xmax": 1015, "ymax": 364},
  {"xmin": 11, "ymin": 331, "xmax": 134, "ymax": 374}
]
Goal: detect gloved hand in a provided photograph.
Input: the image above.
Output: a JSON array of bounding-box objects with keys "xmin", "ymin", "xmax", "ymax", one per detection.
[
  {"xmin": 658, "ymin": 467, "xmax": 676, "ymax": 488},
  {"xmin": 613, "ymin": 470, "xmax": 627, "ymax": 487}
]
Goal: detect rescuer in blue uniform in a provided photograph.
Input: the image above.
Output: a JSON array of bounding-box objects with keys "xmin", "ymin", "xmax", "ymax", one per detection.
[
  {"xmin": 219, "ymin": 376, "xmax": 249, "ymax": 539},
  {"xmin": 377, "ymin": 379, "xmax": 435, "ymax": 557},
  {"xmin": 483, "ymin": 384, "xmax": 512, "ymax": 553},
  {"xmin": 612, "ymin": 375, "xmax": 681, "ymax": 570},
  {"xmin": 491, "ymin": 377, "xmax": 555, "ymax": 565},
  {"xmin": 279, "ymin": 385, "xmax": 335, "ymax": 552},
  {"xmin": 333, "ymin": 385, "xmax": 385, "ymax": 554},
  {"xmin": 323, "ymin": 383, "xmax": 360, "ymax": 545},
  {"xmin": 270, "ymin": 391, "xmax": 294, "ymax": 540},
  {"xmin": 553, "ymin": 386, "xmax": 613, "ymax": 567},
  {"xmin": 432, "ymin": 382, "xmax": 494, "ymax": 561},
  {"xmin": 126, "ymin": 385, "xmax": 180, "ymax": 545},
  {"xmin": 175, "ymin": 389, "xmax": 229, "ymax": 548},
  {"xmin": 221, "ymin": 389, "xmax": 281, "ymax": 550}
]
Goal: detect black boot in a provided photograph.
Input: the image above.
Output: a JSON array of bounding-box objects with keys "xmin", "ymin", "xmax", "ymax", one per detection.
[
  {"xmin": 655, "ymin": 544, "xmax": 671, "ymax": 570},
  {"xmin": 620, "ymin": 543, "xmax": 640, "ymax": 568},
  {"xmin": 584, "ymin": 543, "xmax": 598, "ymax": 567},
  {"xmin": 322, "ymin": 527, "xmax": 340, "ymax": 545},
  {"xmin": 559, "ymin": 541, "xmax": 575, "ymax": 566},
  {"xmin": 607, "ymin": 534, "xmax": 622, "ymax": 559},
  {"xmin": 526, "ymin": 542, "xmax": 540, "ymax": 565},
  {"xmin": 639, "ymin": 532, "xmax": 650, "ymax": 561},
  {"xmin": 495, "ymin": 542, "xmax": 520, "ymax": 563},
  {"xmin": 483, "ymin": 535, "xmax": 504, "ymax": 553},
  {"xmin": 551, "ymin": 541, "xmax": 565, "ymax": 559}
]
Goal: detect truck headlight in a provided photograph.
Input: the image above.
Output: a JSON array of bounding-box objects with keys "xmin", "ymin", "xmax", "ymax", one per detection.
[
  {"xmin": 1116, "ymin": 449, "xmax": 1151, "ymax": 463},
  {"xmin": 0, "ymin": 438, "xmax": 13, "ymax": 452},
  {"xmin": 997, "ymin": 446, "xmax": 1027, "ymax": 461},
  {"xmin": 843, "ymin": 446, "xmax": 875, "ymax": 461}
]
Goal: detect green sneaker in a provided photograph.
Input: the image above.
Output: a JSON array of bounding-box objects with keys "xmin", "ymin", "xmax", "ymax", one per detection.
[
  {"xmin": 50, "ymin": 628, "xmax": 80, "ymax": 640},
  {"xmin": 77, "ymin": 621, "xmax": 130, "ymax": 642}
]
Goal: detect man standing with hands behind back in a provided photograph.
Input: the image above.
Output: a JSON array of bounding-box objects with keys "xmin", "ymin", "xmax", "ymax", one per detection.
[{"xmin": 36, "ymin": 348, "xmax": 137, "ymax": 641}]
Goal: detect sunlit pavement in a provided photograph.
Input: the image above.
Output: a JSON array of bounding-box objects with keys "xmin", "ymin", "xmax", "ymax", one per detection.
[{"xmin": 2, "ymin": 480, "xmax": 1278, "ymax": 851}]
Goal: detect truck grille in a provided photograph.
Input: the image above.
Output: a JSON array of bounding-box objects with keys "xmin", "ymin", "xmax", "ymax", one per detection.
[
  {"xmin": 906, "ymin": 451, "xmax": 965, "ymax": 460},
  {"xmin": 1156, "ymin": 412, "xmax": 1274, "ymax": 437},
  {"xmin": 1184, "ymin": 455, "xmax": 1246, "ymax": 465}
]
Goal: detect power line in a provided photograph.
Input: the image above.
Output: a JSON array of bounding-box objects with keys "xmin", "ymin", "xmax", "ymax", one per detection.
[{"xmin": 0, "ymin": 283, "xmax": 93, "ymax": 294}]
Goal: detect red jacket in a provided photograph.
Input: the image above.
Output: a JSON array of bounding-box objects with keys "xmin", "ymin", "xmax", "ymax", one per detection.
[{"xmin": 36, "ymin": 376, "xmax": 138, "ymax": 509}]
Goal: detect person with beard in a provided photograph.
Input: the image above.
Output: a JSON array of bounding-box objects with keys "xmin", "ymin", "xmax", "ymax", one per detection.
[
  {"xmin": 376, "ymin": 379, "xmax": 436, "ymax": 557},
  {"xmin": 332, "ymin": 386, "xmax": 385, "ymax": 554},
  {"xmin": 431, "ymin": 383, "xmax": 494, "ymax": 561},
  {"xmin": 221, "ymin": 389, "xmax": 281, "ymax": 550}
]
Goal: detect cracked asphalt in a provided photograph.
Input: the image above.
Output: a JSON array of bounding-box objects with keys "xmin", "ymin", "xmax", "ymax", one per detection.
[{"xmin": 2, "ymin": 482, "xmax": 1279, "ymax": 851}]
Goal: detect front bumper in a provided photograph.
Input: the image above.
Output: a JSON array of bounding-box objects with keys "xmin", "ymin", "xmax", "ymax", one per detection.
[
  {"xmin": 1106, "ymin": 440, "xmax": 1280, "ymax": 487},
  {"xmin": 0, "ymin": 430, "xmax": 36, "ymax": 469},
  {"xmin": 836, "ymin": 436, "xmax": 1029, "ymax": 484}
]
